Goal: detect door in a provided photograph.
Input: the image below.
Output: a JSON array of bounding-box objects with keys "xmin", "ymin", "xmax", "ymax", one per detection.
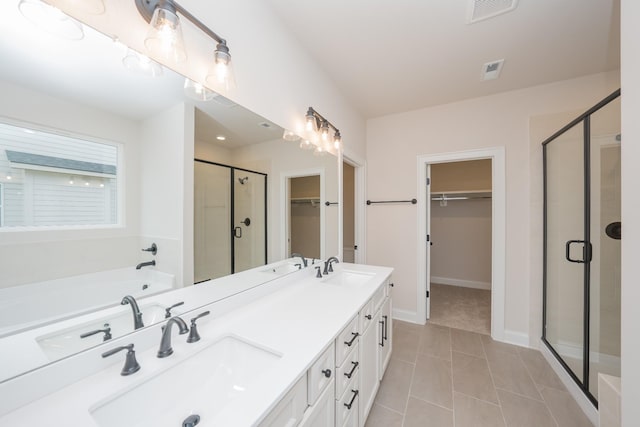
[
  {"xmin": 233, "ymin": 170, "xmax": 266, "ymax": 273},
  {"xmin": 425, "ymin": 164, "xmax": 432, "ymax": 320}
]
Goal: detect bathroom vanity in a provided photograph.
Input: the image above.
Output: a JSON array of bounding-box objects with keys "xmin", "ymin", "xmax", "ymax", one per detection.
[{"xmin": 0, "ymin": 262, "xmax": 393, "ymax": 426}]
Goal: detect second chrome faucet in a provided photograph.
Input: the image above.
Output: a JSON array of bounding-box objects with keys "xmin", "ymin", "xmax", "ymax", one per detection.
[{"xmin": 157, "ymin": 316, "xmax": 189, "ymax": 358}]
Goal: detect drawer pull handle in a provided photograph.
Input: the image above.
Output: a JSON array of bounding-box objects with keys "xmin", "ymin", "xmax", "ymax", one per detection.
[
  {"xmin": 322, "ymin": 369, "xmax": 332, "ymax": 378},
  {"xmin": 379, "ymin": 320, "xmax": 385, "ymax": 347},
  {"xmin": 344, "ymin": 332, "xmax": 359, "ymax": 346},
  {"xmin": 344, "ymin": 389, "xmax": 359, "ymax": 410},
  {"xmin": 365, "ymin": 314, "xmax": 372, "ymax": 320},
  {"xmin": 344, "ymin": 361, "xmax": 359, "ymax": 379},
  {"xmin": 383, "ymin": 315, "xmax": 388, "ymax": 341}
]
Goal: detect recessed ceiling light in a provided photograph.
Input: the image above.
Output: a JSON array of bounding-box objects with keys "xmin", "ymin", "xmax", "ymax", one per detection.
[{"xmin": 216, "ymin": 135, "xmax": 226, "ymax": 141}]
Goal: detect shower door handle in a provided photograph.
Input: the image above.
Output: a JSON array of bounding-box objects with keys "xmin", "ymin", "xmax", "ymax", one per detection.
[
  {"xmin": 233, "ymin": 227, "xmax": 242, "ymax": 238},
  {"xmin": 565, "ymin": 240, "xmax": 591, "ymax": 263}
]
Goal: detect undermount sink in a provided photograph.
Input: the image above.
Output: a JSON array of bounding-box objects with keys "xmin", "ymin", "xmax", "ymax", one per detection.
[
  {"xmin": 322, "ymin": 270, "xmax": 376, "ymax": 287},
  {"xmin": 36, "ymin": 304, "xmax": 168, "ymax": 360},
  {"xmin": 90, "ymin": 335, "xmax": 281, "ymax": 427}
]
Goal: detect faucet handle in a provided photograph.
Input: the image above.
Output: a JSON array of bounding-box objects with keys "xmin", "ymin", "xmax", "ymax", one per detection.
[
  {"xmin": 102, "ymin": 344, "xmax": 140, "ymax": 376},
  {"xmin": 315, "ymin": 266, "xmax": 323, "ymax": 278},
  {"xmin": 80, "ymin": 324, "xmax": 112, "ymax": 341},
  {"xmin": 187, "ymin": 311, "xmax": 211, "ymax": 343},
  {"xmin": 141, "ymin": 243, "xmax": 157, "ymax": 255},
  {"xmin": 165, "ymin": 301, "xmax": 185, "ymax": 319}
]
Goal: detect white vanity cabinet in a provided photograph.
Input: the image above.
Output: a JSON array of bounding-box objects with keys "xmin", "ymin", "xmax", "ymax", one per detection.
[{"xmin": 359, "ymin": 278, "xmax": 393, "ymax": 425}]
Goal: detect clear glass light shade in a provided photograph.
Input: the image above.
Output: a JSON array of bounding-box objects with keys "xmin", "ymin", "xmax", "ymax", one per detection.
[
  {"xmin": 299, "ymin": 140, "xmax": 314, "ymax": 150},
  {"xmin": 313, "ymin": 145, "xmax": 327, "ymax": 157},
  {"xmin": 184, "ymin": 79, "xmax": 216, "ymax": 101},
  {"xmin": 283, "ymin": 130, "xmax": 300, "ymax": 141},
  {"xmin": 144, "ymin": 6, "xmax": 187, "ymax": 63},
  {"xmin": 205, "ymin": 49, "xmax": 236, "ymax": 92},
  {"xmin": 122, "ymin": 49, "xmax": 163, "ymax": 77},
  {"xmin": 18, "ymin": 0, "xmax": 84, "ymax": 40}
]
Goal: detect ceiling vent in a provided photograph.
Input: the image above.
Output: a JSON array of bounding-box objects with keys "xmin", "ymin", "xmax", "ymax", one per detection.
[
  {"xmin": 467, "ymin": 0, "xmax": 518, "ymax": 24},
  {"xmin": 481, "ymin": 59, "xmax": 504, "ymax": 81},
  {"xmin": 258, "ymin": 121, "xmax": 276, "ymax": 130}
]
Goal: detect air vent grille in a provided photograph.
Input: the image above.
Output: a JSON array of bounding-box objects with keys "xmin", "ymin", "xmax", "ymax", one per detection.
[
  {"xmin": 467, "ymin": 0, "xmax": 518, "ymax": 24},
  {"xmin": 481, "ymin": 59, "xmax": 505, "ymax": 81}
]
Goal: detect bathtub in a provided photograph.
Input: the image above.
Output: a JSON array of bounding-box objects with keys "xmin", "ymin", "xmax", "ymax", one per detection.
[{"xmin": 0, "ymin": 268, "xmax": 175, "ymax": 338}]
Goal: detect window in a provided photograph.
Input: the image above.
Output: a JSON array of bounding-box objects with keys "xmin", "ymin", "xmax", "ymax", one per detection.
[{"xmin": 0, "ymin": 121, "xmax": 120, "ymax": 228}]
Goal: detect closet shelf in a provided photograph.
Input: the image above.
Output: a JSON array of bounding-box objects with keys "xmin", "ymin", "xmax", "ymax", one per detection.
[{"xmin": 291, "ymin": 197, "xmax": 321, "ymax": 206}]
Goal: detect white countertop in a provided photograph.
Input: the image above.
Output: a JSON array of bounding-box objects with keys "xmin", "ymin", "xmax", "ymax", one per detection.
[{"xmin": 0, "ymin": 262, "xmax": 392, "ymax": 426}]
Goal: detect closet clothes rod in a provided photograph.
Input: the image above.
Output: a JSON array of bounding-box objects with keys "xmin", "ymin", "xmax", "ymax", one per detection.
[
  {"xmin": 325, "ymin": 201, "xmax": 339, "ymax": 206},
  {"xmin": 366, "ymin": 198, "xmax": 417, "ymax": 205}
]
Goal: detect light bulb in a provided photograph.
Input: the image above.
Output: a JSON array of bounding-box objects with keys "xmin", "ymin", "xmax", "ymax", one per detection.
[
  {"xmin": 320, "ymin": 121, "xmax": 330, "ymax": 142},
  {"xmin": 69, "ymin": 178, "xmax": 74, "ymax": 184},
  {"xmin": 333, "ymin": 130, "xmax": 342, "ymax": 149},
  {"xmin": 6, "ymin": 174, "xmax": 12, "ymax": 180},
  {"xmin": 305, "ymin": 109, "xmax": 316, "ymax": 132},
  {"xmin": 205, "ymin": 41, "xmax": 236, "ymax": 92},
  {"xmin": 144, "ymin": 4, "xmax": 187, "ymax": 63}
]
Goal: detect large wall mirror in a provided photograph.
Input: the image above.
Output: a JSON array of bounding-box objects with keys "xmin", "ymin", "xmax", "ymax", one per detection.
[{"xmin": 0, "ymin": 2, "xmax": 339, "ymax": 382}]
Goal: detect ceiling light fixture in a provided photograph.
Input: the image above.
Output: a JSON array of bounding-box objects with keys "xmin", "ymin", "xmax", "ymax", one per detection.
[
  {"xmin": 135, "ymin": 0, "xmax": 235, "ymax": 91},
  {"xmin": 297, "ymin": 107, "xmax": 342, "ymax": 152},
  {"xmin": 184, "ymin": 78, "xmax": 215, "ymax": 101},
  {"xmin": 18, "ymin": 0, "xmax": 84, "ymax": 40}
]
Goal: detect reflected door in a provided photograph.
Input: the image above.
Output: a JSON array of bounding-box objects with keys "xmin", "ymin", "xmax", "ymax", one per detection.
[{"xmin": 233, "ymin": 170, "xmax": 267, "ymax": 273}]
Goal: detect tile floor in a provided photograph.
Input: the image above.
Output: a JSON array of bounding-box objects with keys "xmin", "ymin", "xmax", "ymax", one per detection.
[
  {"xmin": 429, "ymin": 283, "xmax": 491, "ymax": 335},
  {"xmin": 364, "ymin": 321, "xmax": 594, "ymax": 427}
]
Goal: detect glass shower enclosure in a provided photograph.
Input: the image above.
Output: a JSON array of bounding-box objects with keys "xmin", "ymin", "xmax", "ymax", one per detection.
[
  {"xmin": 542, "ymin": 89, "xmax": 621, "ymax": 405},
  {"xmin": 194, "ymin": 160, "xmax": 267, "ymax": 283}
]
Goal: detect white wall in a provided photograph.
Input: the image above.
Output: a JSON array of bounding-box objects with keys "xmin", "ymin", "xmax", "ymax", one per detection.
[
  {"xmin": 366, "ymin": 71, "xmax": 620, "ymax": 344},
  {"xmin": 139, "ymin": 103, "xmax": 194, "ymax": 287},
  {"xmin": 0, "ymin": 81, "xmax": 142, "ymax": 287},
  {"xmin": 620, "ymin": 0, "xmax": 640, "ymax": 423}
]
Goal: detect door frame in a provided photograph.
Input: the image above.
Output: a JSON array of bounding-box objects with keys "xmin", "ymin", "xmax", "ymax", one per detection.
[
  {"xmin": 342, "ymin": 149, "xmax": 367, "ymax": 264},
  {"xmin": 417, "ymin": 147, "xmax": 506, "ymax": 341},
  {"xmin": 280, "ymin": 168, "xmax": 325, "ymax": 261}
]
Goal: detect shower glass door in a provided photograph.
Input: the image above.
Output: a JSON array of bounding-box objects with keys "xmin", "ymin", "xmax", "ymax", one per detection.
[
  {"xmin": 544, "ymin": 121, "xmax": 585, "ymax": 385},
  {"xmin": 233, "ymin": 169, "xmax": 267, "ymax": 273},
  {"xmin": 543, "ymin": 90, "xmax": 620, "ymax": 405}
]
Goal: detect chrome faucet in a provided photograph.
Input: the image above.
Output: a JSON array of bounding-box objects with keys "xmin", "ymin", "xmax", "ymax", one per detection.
[
  {"xmin": 323, "ymin": 256, "xmax": 340, "ymax": 275},
  {"xmin": 291, "ymin": 253, "xmax": 308, "ymax": 267},
  {"xmin": 136, "ymin": 260, "xmax": 156, "ymax": 270},
  {"xmin": 157, "ymin": 316, "xmax": 189, "ymax": 358},
  {"xmin": 121, "ymin": 295, "xmax": 144, "ymax": 330}
]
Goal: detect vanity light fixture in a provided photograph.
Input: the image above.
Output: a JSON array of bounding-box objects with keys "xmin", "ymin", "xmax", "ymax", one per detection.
[
  {"xmin": 135, "ymin": 0, "xmax": 236, "ymax": 91},
  {"xmin": 184, "ymin": 79, "xmax": 215, "ymax": 101},
  {"xmin": 18, "ymin": 0, "xmax": 84, "ymax": 40},
  {"xmin": 301, "ymin": 107, "xmax": 342, "ymax": 152}
]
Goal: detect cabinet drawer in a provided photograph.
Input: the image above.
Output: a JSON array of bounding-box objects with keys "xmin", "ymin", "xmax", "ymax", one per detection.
[
  {"xmin": 336, "ymin": 343, "xmax": 359, "ymax": 400},
  {"xmin": 372, "ymin": 284, "xmax": 386, "ymax": 313},
  {"xmin": 341, "ymin": 402, "xmax": 358, "ymax": 427},
  {"xmin": 335, "ymin": 372, "xmax": 359, "ymax": 427},
  {"xmin": 308, "ymin": 343, "xmax": 335, "ymax": 406},
  {"xmin": 259, "ymin": 375, "xmax": 308, "ymax": 427},
  {"xmin": 335, "ymin": 316, "xmax": 359, "ymax": 367},
  {"xmin": 359, "ymin": 300, "xmax": 374, "ymax": 333}
]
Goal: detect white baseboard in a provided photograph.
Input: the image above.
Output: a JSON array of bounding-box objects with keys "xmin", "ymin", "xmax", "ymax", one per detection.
[
  {"xmin": 392, "ymin": 308, "xmax": 422, "ymax": 325},
  {"xmin": 501, "ymin": 329, "xmax": 530, "ymax": 348},
  {"xmin": 431, "ymin": 276, "xmax": 491, "ymax": 290},
  {"xmin": 539, "ymin": 340, "xmax": 598, "ymax": 426}
]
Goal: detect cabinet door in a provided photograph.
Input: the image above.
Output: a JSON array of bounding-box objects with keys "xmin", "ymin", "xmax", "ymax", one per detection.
[
  {"xmin": 359, "ymin": 308, "xmax": 380, "ymax": 425},
  {"xmin": 300, "ymin": 378, "xmax": 335, "ymax": 427},
  {"xmin": 378, "ymin": 297, "xmax": 392, "ymax": 380}
]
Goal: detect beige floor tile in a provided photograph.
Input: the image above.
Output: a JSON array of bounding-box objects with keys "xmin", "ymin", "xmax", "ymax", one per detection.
[
  {"xmin": 517, "ymin": 348, "xmax": 566, "ymax": 391},
  {"xmin": 418, "ymin": 323, "xmax": 451, "ymax": 361},
  {"xmin": 404, "ymin": 397, "xmax": 453, "ymax": 427},
  {"xmin": 497, "ymin": 389, "xmax": 556, "ymax": 427},
  {"xmin": 374, "ymin": 358, "xmax": 414, "ymax": 413},
  {"xmin": 451, "ymin": 328, "xmax": 486, "ymax": 358},
  {"xmin": 486, "ymin": 349, "xmax": 542, "ymax": 401},
  {"xmin": 410, "ymin": 354, "xmax": 453, "ymax": 409},
  {"xmin": 363, "ymin": 403, "xmax": 403, "ymax": 427},
  {"xmin": 452, "ymin": 352, "xmax": 499, "ymax": 404},
  {"xmin": 481, "ymin": 335, "xmax": 521, "ymax": 359},
  {"xmin": 540, "ymin": 386, "xmax": 594, "ymax": 427},
  {"xmin": 429, "ymin": 284, "xmax": 491, "ymax": 335},
  {"xmin": 394, "ymin": 319, "xmax": 423, "ymax": 334},
  {"xmin": 453, "ymin": 392, "xmax": 505, "ymax": 427},
  {"xmin": 391, "ymin": 327, "xmax": 420, "ymax": 364}
]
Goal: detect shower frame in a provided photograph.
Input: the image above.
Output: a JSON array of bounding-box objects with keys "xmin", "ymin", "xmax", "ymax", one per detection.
[
  {"xmin": 541, "ymin": 88, "xmax": 620, "ymax": 407},
  {"xmin": 194, "ymin": 159, "xmax": 268, "ymax": 277}
]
